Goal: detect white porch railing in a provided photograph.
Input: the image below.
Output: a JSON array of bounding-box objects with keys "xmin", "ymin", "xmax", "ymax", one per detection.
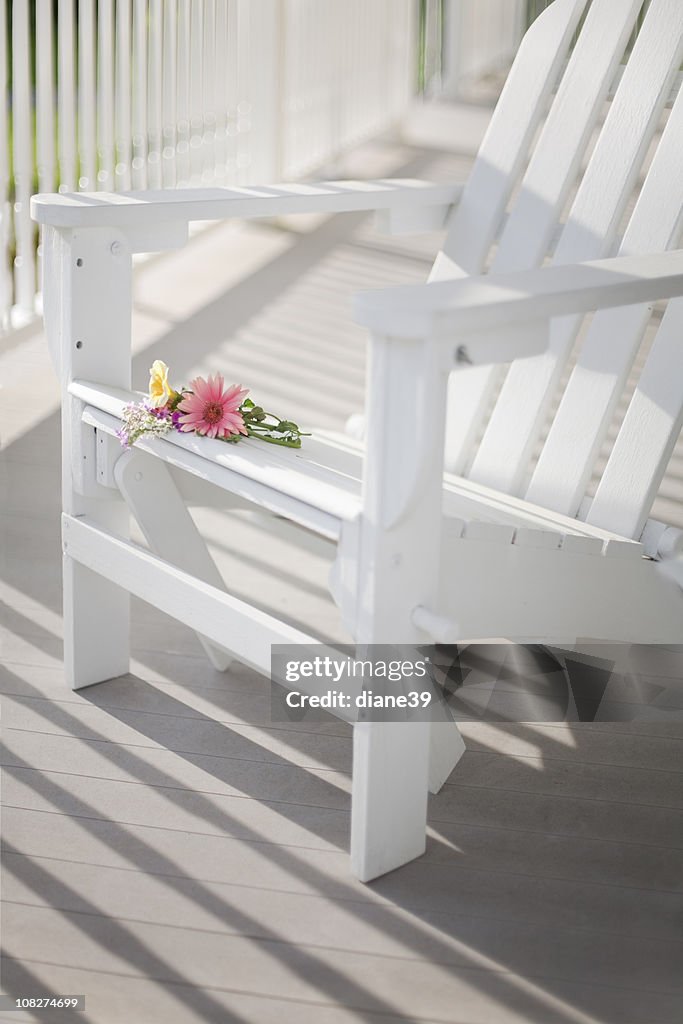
[
  {"xmin": 1, "ymin": 0, "xmax": 416, "ymax": 330},
  {"xmin": 438, "ymin": 0, "xmax": 526, "ymax": 98}
]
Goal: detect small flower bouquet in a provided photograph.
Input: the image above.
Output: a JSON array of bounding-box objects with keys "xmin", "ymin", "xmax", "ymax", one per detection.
[{"xmin": 117, "ymin": 361, "xmax": 308, "ymax": 450}]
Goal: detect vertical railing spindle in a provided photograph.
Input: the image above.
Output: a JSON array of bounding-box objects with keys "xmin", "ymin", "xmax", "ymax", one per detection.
[
  {"xmin": 115, "ymin": 0, "xmax": 132, "ymax": 190},
  {"xmin": 35, "ymin": 0, "xmax": 56, "ymax": 301},
  {"xmin": 203, "ymin": 0, "xmax": 217, "ymax": 182},
  {"xmin": 36, "ymin": 3, "xmax": 56, "ymax": 195},
  {"xmin": 77, "ymin": 0, "xmax": 96, "ymax": 190},
  {"xmin": 226, "ymin": 0, "xmax": 239, "ymax": 182},
  {"xmin": 3, "ymin": 0, "xmax": 419, "ymax": 327},
  {"xmin": 176, "ymin": 0, "xmax": 191, "ymax": 187},
  {"xmin": 97, "ymin": 0, "xmax": 115, "ymax": 189},
  {"xmin": 190, "ymin": 0, "xmax": 204, "ymax": 183},
  {"xmin": 132, "ymin": 0, "xmax": 148, "ymax": 189},
  {"xmin": 214, "ymin": 0, "xmax": 228, "ymax": 183},
  {"xmin": 236, "ymin": 0, "xmax": 251, "ymax": 184},
  {"xmin": 58, "ymin": 0, "xmax": 77, "ymax": 191},
  {"xmin": 0, "ymin": 0, "xmax": 11, "ymax": 327},
  {"xmin": 11, "ymin": 0, "xmax": 35, "ymax": 318},
  {"xmin": 147, "ymin": 0, "xmax": 163, "ymax": 189},
  {"xmin": 162, "ymin": 0, "xmax": 178, "ymax": 187}
]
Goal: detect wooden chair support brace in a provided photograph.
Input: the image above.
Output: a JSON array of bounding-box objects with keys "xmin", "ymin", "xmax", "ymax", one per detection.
[{"xmin": 114, "ymin": 449, "xmax": 233, "ymax": 671}]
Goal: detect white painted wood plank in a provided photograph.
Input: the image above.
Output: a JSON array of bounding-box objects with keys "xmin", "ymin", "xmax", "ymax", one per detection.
[
  {"xmin": 70, "ymin": 381, "xmax": 657, "ymax": 551},
  {"xmin": 61, "ymin": 513, "xmax": 318, "ymax": 678},
  {"xmin": 354, "ymin": 250, "xmax": 683, "ymax": 339},
  {"xmin": 58, "ymin": 0, "xmax": 77, "ymax": 191},
  {"xmin": 462, "ymin": 522, "xmax": 515, "ymax": 544},
  {"xmin": 97, "ymin": 0, "xmax": 116, "ymax": 190},
  {"xmin": 162, "ymin": 0, "xmax": 178, "ymax": 188},
  {"xmin": 115, "ymin": 0, "xmax": 132, "ymax": 191},
  {"xmin": 202, "ymin": 0, "xmax": 217, "ymax": 182},
  {"xmin": 428, "ymin": 720, "xmax": 466, "ymax": 794},
  {"xmin": 213, "ymin": 0, "xmax": 228, "ymax": 185},
  {"xmin": 350, "ymin": 332, "xmax": 450, "ymax": 879},
  {"xmin": 603, "ymin": 538, "xmax": 644, "ymax": 560},
  {"xmin": 80, "ymin": 401, "xmax": 345, "ymax": 539},
  {"xmin": 496, "ymin": 0, "xmax": 642, "ymax": 274},
  {"xmin": 147, "ymin": 0, "xmax": 163, "ymax": 190},
  {"xmin": 351, "ymin": 721, "xmax": 431, "ymax": 881},
  {"xmin": 131, "ymin": 0, "xmax": 148, "ymax": 190},
  {"xmin": 11, "ymin": 0, "xmax": 35, "ymax": 317},
  {"xmin": 559, "ymin": 534, "xmax": 603, "ymax": 555},
  {"xmin": 513, "ymin": 528, "xmax": 561, "ymax": 550},
  {"xmin": 31, "ymin": 180, "xmax": 462, "ymax": 228},
  {"xmin": 471, "ymin": 0, "xmax": 683, "ymax": 495},
  {"xmin": 114, "ymin": 449, "xmax": 231, "ymax": 671},
  {"xmin": 176, "ymin": 0, "xmax": 191, "ymax": 187},
  {"xmin": 189, "ymin": 0, "xmax": 204, "ymax": 184},
  {"xmin": 442, "ymin": 0, "xmax": 637, "ymax": 475},
  {"xmin": 77, "ymin": 0, "xmax": 97, "ymax": 190},
  {"xmin": 0, "ymin": 0, "xmax": 10, "ymax": 326},
  {"xmin": 35, "ymin": 0, "xmax": 56, "ymax": 195},
  {"xmin": 588, "ymin": 299, "xmax": 683, "ymax": 539},
  {"xmin": 439, "ymin": 533, "xmax": 682, "ymax": 644},
  {"xmin": 527, "ymin": 37, "xmax": 683, "ymax": 519},
  {"xmin": 439, "ymin": 0, "xmax": 589, "ymax": 276},
  {"xmin": 46, "ymin": 225, "xmax": 135, "ymax": 690}
]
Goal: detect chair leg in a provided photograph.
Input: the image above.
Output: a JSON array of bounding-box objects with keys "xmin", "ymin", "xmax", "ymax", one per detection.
[
  {"xmin": 428, "ymin": 719, "xmax": 466, "ymax": 794},
  {"xmin": 350, "ymin": 720, "xmax": 431, "ymax": 882},
  {"xmin": 63, "ymin": 505, "xmax": 130, "ymax": 690},
  {"xmin": 114, "ymin": 450, "xmax": 232, "ymax": 671}
]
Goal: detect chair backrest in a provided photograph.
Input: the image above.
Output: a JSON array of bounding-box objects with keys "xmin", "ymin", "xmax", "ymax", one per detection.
[{"xmin": 437, "ymin": 0, "xmax": 683, "ymax": 542}]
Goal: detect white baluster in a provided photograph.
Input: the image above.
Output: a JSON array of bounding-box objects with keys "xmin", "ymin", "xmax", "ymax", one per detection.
[
  {"xmin": 35, "ymin": 0, "xmax": 56, "ymax": 301},
  {"xmin": 131, "ymin": 0, "xmax": 148, "ymax": 189},
  {"xmin": 214, "ymin": 0, "xmax": 228, "ymax": 183},
  {"xmin": 190, "ymin": 0, "xmax": 204, "ymax": 184},
  {"xmin": 202, "ymin": 0, "xmax": 217, "ymax": 182},
  {"xmin": 11, "ymin": 0, "xmax": 35, "ymax": 320},
  {"xmin": 77, "ymin": 0, "xmax": 96, "ymax": 190},
  {"xmin": 0, "ymin": 0, "xmax": 12, "ymax": 328},
  {"xmin": 176, "ymin": 1, "xmax": 191, "ymax": 187},
  {"xmin": 225, "ymin": 0, "xmax": 238, "ymax": 183},
  {"xmin": 97, "ymin": 0, "xmax": 115, "ymax": 189},
  {"xmin": 162, "ymin": 0, "xmax": 178, "ymax": 187},
  {"xmin": 236, "ymin": 0, "xmax": 251, "ymax": 184},
  {"xmin": 147, "ymin": 0, "xmax": 163, "ymax": 189},
  {"xmin": 58, "ymin": 0, "xmax": 77, "ymax": 192},
  {"xmin": 115, "ymin": 0, "xmax": 132, "ymax": 190}
]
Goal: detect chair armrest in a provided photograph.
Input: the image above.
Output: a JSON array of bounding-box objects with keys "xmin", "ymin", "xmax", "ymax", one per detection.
[
  {"xmin": 354, "ymin": 250, "xmax": 683, "ymax": 343},
  {"xmin": 31, "ymin": 179, "xmax": 462, "ymax": 229}
]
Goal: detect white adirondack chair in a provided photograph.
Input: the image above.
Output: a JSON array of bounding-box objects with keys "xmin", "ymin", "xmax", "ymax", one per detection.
[{"xmin": 34, "ymin": 0, "xmax": 683, "ymax": 881}]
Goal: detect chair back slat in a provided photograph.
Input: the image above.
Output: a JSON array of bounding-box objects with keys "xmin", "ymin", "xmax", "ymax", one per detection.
[
  {"xmin": 442, "ymin": 0, "xmax": 643, "ymax": 475},
  {"xmin": 468, "ymin": 0, "xmax": 683, "ymax": 496},
  {"xmin": 436, "ymin": 0, "xmax": 589, "ymax": 280},
  {"xmin": 586, "ymin": 298, "xmax": 683, "ymax": 539},
  {"xmin": 526, "ymin": 65, "xmax": 683, "ymax": 518}
]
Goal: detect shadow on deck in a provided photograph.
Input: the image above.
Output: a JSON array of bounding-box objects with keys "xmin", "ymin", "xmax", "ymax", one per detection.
[{"xmin": 1, "ymin": 137, "xmax": 682, "ymax": 1024}]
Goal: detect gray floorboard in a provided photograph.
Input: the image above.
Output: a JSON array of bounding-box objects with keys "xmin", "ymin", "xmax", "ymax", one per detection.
[{"xmin": 2, "ymin": 139, "xmax": 683, "ymax": 1023}]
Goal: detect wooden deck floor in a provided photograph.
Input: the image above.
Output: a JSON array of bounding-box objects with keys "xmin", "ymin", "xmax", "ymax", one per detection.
[{"xmin": 1, "ymin": 139, "xmax": 683, "ymax": 1024}]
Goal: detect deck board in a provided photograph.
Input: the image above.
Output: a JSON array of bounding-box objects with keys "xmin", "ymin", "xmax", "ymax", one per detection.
[{"xmin": 2, "ymin": 139, "xmax": 683, "ymax": 1022}]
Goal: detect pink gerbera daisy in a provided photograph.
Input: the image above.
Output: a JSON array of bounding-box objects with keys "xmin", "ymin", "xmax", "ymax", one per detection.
[{"xmin": 177, "ymin": 374, "xmax": 249, "ymax": 439}]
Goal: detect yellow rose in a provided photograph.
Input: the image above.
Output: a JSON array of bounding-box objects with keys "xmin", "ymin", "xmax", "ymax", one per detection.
[{"xmin": 148, "ymin": 360, "xmax": 174, "ymax": 408}]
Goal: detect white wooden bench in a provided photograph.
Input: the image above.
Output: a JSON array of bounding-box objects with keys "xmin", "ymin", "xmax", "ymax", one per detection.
[{"xmin": 34, "ymin": 0, "xmax": 683, "ymax": 881}]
